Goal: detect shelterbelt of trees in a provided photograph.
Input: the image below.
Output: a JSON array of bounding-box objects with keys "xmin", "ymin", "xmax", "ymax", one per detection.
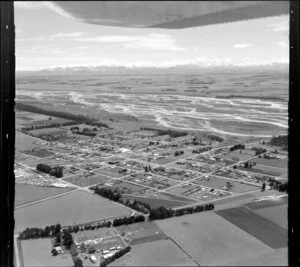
[
  {"xmin": 92, "ymin": 186, "xmax": 215, "ymax": 220},
  {"xmin": 36, "ymin": 163, "xmax": 63, "ymax": 178},
  {"xmin": 269, "ymin": 135, "xmax": 288, "ymax": 150},
  {"xmin": 16, "ymin": 102, "xmax": 109, "ymax": 128},
  {"xmin": 140, "ymin": 127, "xmax": 188, "ymax": 138}
]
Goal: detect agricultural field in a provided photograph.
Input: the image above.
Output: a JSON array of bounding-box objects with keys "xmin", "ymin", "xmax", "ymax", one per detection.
[
  {"xmin": 216, "ymin": 206, "xmax": 287, "ymax": 249},
  {"xmin": 252, "ymin": 157, "xmax": 288, "ymax": 169},
  {"xmin": 28, "ymin": 127, "xmax": 67, "ymax": 137},
  {"xmin": 20, "ymin": 238, "xmax": 73, "ymax": 267},
  {"xmin": 111, "ymin": 239, "xmax": 197, "ymax": 266},
  {"xmin": 116, "ymin": 222, "xmax": 167, "ymax": 245},
  {"xmin": 94, "ymin": 166, "xmax": 134, "ymax": 178},
  {"xmin": 15, "ymin": 190, "xmax": 131, "ymax": 232},
  {"xmin": 166, "ymin": 183, "xmax": 230, "ymax": 202},
  {"xmin": 224, "ymin": 247, "xmax": 288, "ymax": 266},
  {"xmin": 192, "ymin": 175, "xmax": 260, "ymax": 193},
  {"xmin": 15, "ymin": 183, "xmax": 75, "ymax": 207},
  {"xmin": 220, "ymin": 151, "xmax": 255, "ymax": 162},
  {"xmin": 21, "ymin": 148, "xmax": 54, "ymax": 158},
  {"xmin": 123, "ymin": 194, "xmax": 194, "ymax": 209},
  {"xmin": 15, "ymin": 132, "xmax": 41, "ymax": 151},
  {"xmin": 239, "ymin": 164, "xmax": 287, "ymax": 178},
  {"xmin": 156, "ymin": 212, "xmax": 274, "ymax": 266},
  {"xmin": 254, "ymin": 204, "xmax": 288, "ymax": 230},
  {"xmin": 63, "ymin": 173, "xmax": 111, "ymax": 187}
]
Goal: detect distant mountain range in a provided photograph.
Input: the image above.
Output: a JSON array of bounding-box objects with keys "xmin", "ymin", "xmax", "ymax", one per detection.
[{"xmin": 16, "ymin": 62, "xmax": 288, "ymax": 76}]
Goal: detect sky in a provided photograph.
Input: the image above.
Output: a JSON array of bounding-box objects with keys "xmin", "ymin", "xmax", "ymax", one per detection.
[{"xmin": 15, "ymin": 1, "xmax": 289, "ymax": 71}]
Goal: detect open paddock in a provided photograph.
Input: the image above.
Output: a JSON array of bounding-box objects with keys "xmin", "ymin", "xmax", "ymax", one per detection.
[
  {"xmin": 16, "ymin": 132, "xmax": 41, "ymax": 151},
  {"xmin": 221, "ymin": 151, "xmax": 255, "ymax": 162},
  {"xmin": 28, "ymin": 127, "xmax": 67, "ymax": 137},
  {"xmin": 239, "ymin": 165, "xmax": 287, "ymax": 178},
  {"xmin": 94, "ymin": 167, "xmax": 133, "ymax": 178},
  {"xmin": 21, "ymin": 148, "xmax": 54, "ymax": 158},
  {"xmin": 16, "ymin": 111, "xmax": 57, "ymax": 121},
  {"xmin": 15, "ymin": 183, "xmax": 75, "ymax": 207},
  {"xmin": 192, "ymin": 175, "xmax": 260, "ymax": 193},
  {"xmin": 254, "ymin": 204, "xmax": 288, "ymax": 230},
  {"xmin": 63, "ymin": 173, "xmax": 111, "ymax": 187},
  {"xmin": 15, "ymin": 190, "xmax": 131, "ymax": 232},
  {"xmin": 252, "ymin": 157, "xmax": 287, "ymax": 169},
  {"xmin": 123, "ymin": 194, "xmax": 192, "ymax": 209},
  {"xmin": 111, "ymin": 238, "xmax": 197, "ymax": 266},
  {"xmin": 156, "ymin": 211, "xmax": 274, "ymax": 266},
  {"xmin": 216, "ymin": 206, "xmax": 287, "ymax": 249},
  {"xmin": 20, "ymin": 238, "xmax": 73, "ymax": 267}
]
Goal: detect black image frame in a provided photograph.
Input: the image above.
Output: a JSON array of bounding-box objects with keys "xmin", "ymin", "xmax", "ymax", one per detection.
[{"xmin": 0, "ymin": 1, "xmax": 299, "ymax": 266}]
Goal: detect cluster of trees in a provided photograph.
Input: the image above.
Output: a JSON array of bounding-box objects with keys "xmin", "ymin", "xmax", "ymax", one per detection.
[
  {"xmin": 61, "ymin": 229, "xmax": 83, "ymax": 267},
  {"xmin": 230, "ymin": 144, "xmax": 245, "ymax": 151},
  {"xmin": 75, "ymin": 131, "xmax": 96, "ymax": 137},
  {"xmin": 93, "ymin": 186, "xmax": 150, "ymax": 214},
  {"xmin": 65, "ymin": 221, "xmax": 112, "ymax": 233},
  {"xmin": 269, "ymin": 179, "xmax": 288, "ymax": 193},
  {"xmin": 242, "ymin": 161, "xmax": 257, "ymax": 168},
  {"xmin": 140, "ymin": 127, "xmax": 188, "ymax": 138},
  {"xmin": 206, "ymin": 134, "xmax": 224, "ymax": 142},
  {"xmin": 85, "ymin": 120, "xmax": 109, "ymax": 128},
  {"xmin": 19, "ymin": 224, "xmax": 61, "ymax": 240},
  {"xmin": 112, "ymin": 215, "xmax": 145, "ymax": 227},
  {"xmin": 174, "ymin": 150, "xmax": 184, "ymax": 156},
  {"xmin": 36, "ymin": 163, "xmax": 63, "ymax": 178},
  {"xmin": 149, "ymin": 203, "xmax": 214, "ymax": 220},
  {"xmin": 39, "ymin": 134, "xmax": 60, "ymax": 142},
  {"xmin": 94, "ymin": 186, "xmax": 122, "ymax": 202},
  {"xmin": 100, "ymin": 246, "xmax": 131, "ymax": 267},
  {"xmin": 270, "ymin": 135, "xmax": 288, "ymax": 150},
  {"xmin": 252, "ymin": 147, "xmax": 267, "ymax": 156},
  {"xmin": 118, "ymin": 198, "xmax": 150, "ymax": 214},
  {"xmin": 62, "ymin": 229, "xmax": 74, "ymax": 250},
  {"xmin": 192, "ymin": 146, "xmax": 212, "ymax": 154}
]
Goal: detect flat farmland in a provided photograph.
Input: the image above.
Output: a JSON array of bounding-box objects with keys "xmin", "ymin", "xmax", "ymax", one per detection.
[
  {"xmin": 20, "ymin": 238, "xmax": 73, "ymax": 267},
  {"xmin": 111, "ymin": 239, "xmax": 197, "ymax": 266},
  {"xmin": 15, "ymin": 132, "xmax": 40, "ymax": 151},
  {"xmin": 252, "ymin": 157, "xmax": 287, "ymax": 169},
  {"xmin": 63, "ymin": 173, "xmax": 111, "ymax": 187},
  {"xmin": 15, "ymin": 183, "xmax": 75, "ymax": 207},
  {"xmin": 156, "ymin": 212, "xmax": 273, "ymax": 266},
  {"xmin": 28, "ymin": 127, "xmax": 67, "ymax": 136},
  {"xmin": 221, "ymin": 152, "xmax": 255, "ymax": 162},
  {"xmin": 21, "ymin": 148, "xmax": 54, "ymax": 158},
  {"xmin": 117, "ymin": 222, "xmax": 167, "ymax": 245},
  {"xmin": 15, "ymin": 190, "xmax": 131, "ymax": 232},
  {"xmin": 123, "ymin": 195, "xmax": 190, "ymax": 209},
  {"xmin": 94, "ymin": 167, "xmax": 130, "ymax": 178},
  {"xmin": 192, "ymin": 176, "xmax": 260, "ymax": 193},
  {"xmin": 254, "ymin": 204, "xmax": 288, "ymax": 230},
  {"xmin": 216, "ymin": 206, "xmax": 287, "ymax": 249},
  {"xmin": 224, "ymin": 247, "xmax": 288, "ymax": 266},
  {"xmin": 239, "ymin": 165, "xmax": 287, "ymax": 178}
]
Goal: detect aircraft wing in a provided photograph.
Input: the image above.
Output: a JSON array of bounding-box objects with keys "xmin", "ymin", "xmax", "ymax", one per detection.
[{"xmin": 51, "ymin": 1, "xmax": 289, "ymax": 29}]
